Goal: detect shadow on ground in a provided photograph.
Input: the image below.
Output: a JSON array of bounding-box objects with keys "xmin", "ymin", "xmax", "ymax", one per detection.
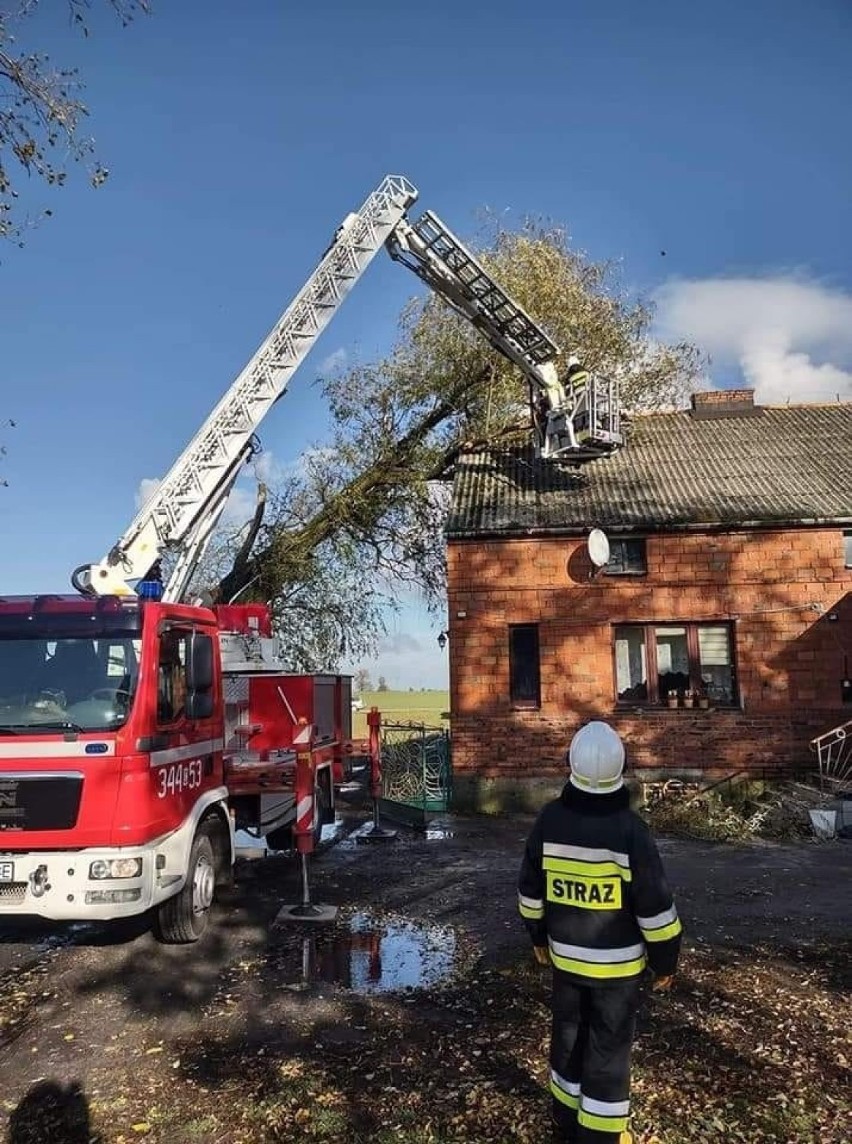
[{"xmin": 7, "ymin": 1080, "xmax": 101, "ymax": 1144}]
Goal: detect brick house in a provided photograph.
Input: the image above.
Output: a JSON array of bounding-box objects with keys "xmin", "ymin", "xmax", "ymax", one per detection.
[{"xmin": 443, "ymin": 390, "xmax": 852, "ymax": 810}]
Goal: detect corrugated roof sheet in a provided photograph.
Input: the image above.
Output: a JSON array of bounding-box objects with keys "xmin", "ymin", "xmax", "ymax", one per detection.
[{"xmin": 446, "ymin": 403, "xmax": 852, "ymax": 537}]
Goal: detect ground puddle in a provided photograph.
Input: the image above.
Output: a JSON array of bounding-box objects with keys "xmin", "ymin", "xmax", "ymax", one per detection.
[{"xmin": 274, "ymin": 911, "xmax": 457, "ymax": 994}]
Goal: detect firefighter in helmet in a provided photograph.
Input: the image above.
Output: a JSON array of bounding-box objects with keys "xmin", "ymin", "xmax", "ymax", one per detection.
[
  {"xmin": 518, "ymin": 721, "xmax": 682, "ymax": 1144},
  {"xmin": 564, "ymin": 355, "xmax": 589, "ymax": 400},
  {"xmin": 564, "ymin": 355, "xmax": 591, "ymax": 441}
]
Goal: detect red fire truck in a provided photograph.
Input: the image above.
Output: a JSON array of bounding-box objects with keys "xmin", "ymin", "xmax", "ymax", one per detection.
[
  {"xmin": 0, "ymin": 594, "xmax": 364, "ymax": 941},
  {"xmin": 0, "ymin": 176, "xmax": 622, "ymax": 941}
]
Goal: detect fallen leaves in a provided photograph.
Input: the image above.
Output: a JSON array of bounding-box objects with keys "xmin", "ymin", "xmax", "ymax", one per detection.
[{"xmin": 0, "ymin": 823, "xmax": 848, "ymax": 1144}]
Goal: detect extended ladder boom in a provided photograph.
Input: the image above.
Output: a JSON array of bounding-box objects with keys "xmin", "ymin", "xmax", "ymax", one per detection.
[
  {"xmin": 74, "ymin": 176, "xmax": 418, "ymax": 602},
  {"xmin": 387, "ymin": 211, "xmax": 622, "ymax": 460},
  {"xmin": 387, "ymin": 211, "xmax": 562, "ymax": 396},
  {"xmin": 75, "ymin": 173, "xmax": 622, "ymax": 603}
]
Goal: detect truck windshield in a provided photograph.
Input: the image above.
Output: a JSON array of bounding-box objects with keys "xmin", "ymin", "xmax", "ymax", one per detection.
[{"xmin": 0, "ymin": 631, "xmax": 142, "ymax": 733}]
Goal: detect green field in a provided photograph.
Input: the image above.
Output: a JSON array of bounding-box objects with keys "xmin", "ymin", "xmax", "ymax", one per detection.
[{"xmin": 351, "ymin": 689, "xmax": 449, "ymax": 736}]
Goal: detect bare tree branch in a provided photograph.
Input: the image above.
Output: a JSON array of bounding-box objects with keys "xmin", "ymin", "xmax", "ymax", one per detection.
[{"xmin": 0, "ymin": 1, "xmax": 148, "ymax": 243}]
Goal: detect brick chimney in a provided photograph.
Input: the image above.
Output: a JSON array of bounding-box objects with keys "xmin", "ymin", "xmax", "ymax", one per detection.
[{"xmin": 690, "ymin": 388, "xmax": 759, "ymax": 420}]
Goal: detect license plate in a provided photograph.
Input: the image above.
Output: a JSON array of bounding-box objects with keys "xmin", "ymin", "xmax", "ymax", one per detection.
[{"xmin": 0, "ymin": 862, "xmax": 14, "ymax": 882}]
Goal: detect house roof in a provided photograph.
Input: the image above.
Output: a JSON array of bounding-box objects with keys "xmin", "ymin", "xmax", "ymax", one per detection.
[{"xmin": 446, "ymin": 401, "xmax": 852, "ymax": 538}]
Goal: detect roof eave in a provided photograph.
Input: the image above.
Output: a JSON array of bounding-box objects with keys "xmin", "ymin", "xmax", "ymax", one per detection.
[{"xmin": 446, "ymin": 515, "xmax": 852, "ymax": 541}]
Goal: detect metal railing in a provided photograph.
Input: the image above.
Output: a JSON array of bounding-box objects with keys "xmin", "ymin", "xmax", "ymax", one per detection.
[
  {"xmin": 380, "ymin": 722, "xmax": 452, "ymax": 813},
  {"xmin": 810, "ymin": 718, "xmax": 852, "ymax": 792}
]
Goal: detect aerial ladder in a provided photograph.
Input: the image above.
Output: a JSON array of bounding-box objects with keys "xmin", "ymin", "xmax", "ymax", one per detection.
[
  {"xmin": 386, "ymin": 211, "xmax": 622, "ymax": 463},
  {"xmin": 72, "ymin": 175, "xmax": 622, "ymax": 604}
]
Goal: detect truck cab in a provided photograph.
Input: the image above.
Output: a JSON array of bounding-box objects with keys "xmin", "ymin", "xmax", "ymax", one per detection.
[{"xmin": 0, "ymin": 593, "xmax": 232, "ymax": 939}]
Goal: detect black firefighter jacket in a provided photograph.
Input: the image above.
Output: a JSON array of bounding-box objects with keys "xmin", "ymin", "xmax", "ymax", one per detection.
[{"xmin": 518, "ymin": 783, "xmax": 682, "ymax": 987}]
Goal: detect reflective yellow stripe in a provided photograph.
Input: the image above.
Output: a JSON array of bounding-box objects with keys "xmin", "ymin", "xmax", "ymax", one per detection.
[
  {"xmin": 543, "ymin": 856, "xmax": 631, "ymax": 882},
  {"xmin": 518, "ymin": 901, "xmax": 544, "ymax": 919},
  {"xmin": 550, "ymin": 1080, "xmax": 579, "ymax": 1109},
  {"xmin": 642, "ymin": 918, "xmax": 682, "ymax": 943},
  {"xmin": 578, "ymin": 1109, "xmax": 629, "ymax": 1133},
  {"xmin": 549, "ymin": 952, "xmax": 646, "ymax": 979}
]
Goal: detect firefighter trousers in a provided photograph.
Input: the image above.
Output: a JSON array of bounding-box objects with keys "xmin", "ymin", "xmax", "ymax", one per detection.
[{"xmin": 549, "ymin": 978, "xmax": 640, "ymax": 1144}]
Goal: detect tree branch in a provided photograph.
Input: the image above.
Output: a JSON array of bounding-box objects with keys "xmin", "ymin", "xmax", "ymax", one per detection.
[
  {"xmin": 215, "ymin": 370, "xmax": 490, "ymax": 604},
  {"xmin": 211, "ymin": 482, "xmax": 267, "ymax": 603}
]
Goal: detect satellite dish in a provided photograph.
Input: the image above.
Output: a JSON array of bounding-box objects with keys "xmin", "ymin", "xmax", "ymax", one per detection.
[{"xmin": 587, "ymin": 528, "xmax": 611, "ymax": 569}]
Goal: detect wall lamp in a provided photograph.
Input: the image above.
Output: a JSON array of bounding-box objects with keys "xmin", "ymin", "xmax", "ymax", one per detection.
[{"xmin": 437, "ymin": 630, "xmax": 449, "ymax": 650}]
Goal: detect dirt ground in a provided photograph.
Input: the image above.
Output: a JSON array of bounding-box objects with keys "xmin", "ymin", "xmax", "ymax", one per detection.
[{"xmin": 0, "ymin": 801, "xmax": 849, "ymax": 1144}]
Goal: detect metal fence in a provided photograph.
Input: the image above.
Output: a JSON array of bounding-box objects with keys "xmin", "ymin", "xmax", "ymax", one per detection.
[{"xmin": 380, "ymin": 722, "xmax": 452, "ymax": 815}]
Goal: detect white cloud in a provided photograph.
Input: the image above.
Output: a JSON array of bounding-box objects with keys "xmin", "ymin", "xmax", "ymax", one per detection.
[
  {"xmin": 132, "ymin": 455, "xmax": 268, "ymax": 532},
  {"xmin": 250, "ymin": 445, "xmax": 336, "ymax": 486},
  {"xmin": 379, "ymin": 633, "xmax": 423, "ymax": 655},
  {"xmin": 345, "ymin": 628, "xmax": 447, "ymax": 691},
  {"xmin": 221, "ymin": 484, "xmax": 258, "ymax": 527},
  {"xmin": 318, "ymin": 347, "xmax": 348, "ymax": 375},
  {"xmin": 135, "ymin": 477, "xmax": 161, "ymax": 511},
  {"xmin": 252, "ymin": 449, "xmax": 279, "ymax": 484},
  {"xmin": 342, "ymin": 593, "xmax": 449, "ymax": 691},
  {"xmin": 655, "ymin": 276, "xmax": 852, "ymax": 404}
]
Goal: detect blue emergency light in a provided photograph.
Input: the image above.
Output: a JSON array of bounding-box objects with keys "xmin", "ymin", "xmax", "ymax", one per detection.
[{"xmin": 136, "ymin": 580, "xmax": 164, "ymax": 601}]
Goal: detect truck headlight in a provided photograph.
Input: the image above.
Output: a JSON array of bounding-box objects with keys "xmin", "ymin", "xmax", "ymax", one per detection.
[{"xmin": 89, "ymin": 858, "xmax": 143, "ymax": 880}]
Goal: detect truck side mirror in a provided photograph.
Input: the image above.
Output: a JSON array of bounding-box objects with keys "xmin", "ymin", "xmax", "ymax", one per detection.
[{"xmin": 186, "ymin": 633, "xmax": 215, "ymax": 692}]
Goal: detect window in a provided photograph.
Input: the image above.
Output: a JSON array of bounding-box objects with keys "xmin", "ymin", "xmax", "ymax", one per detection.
[
  {"xmin": 614, "ymin": 622, "xmax": 737, "ymax": 706},
  {"xmin": 509, "ymin": 623, "xmax": 541, "ymax": 708},
  {"xmin": 613, "ymin": 626, "xmax": 648, "ymax": 701},
  {"xmin": 603, "ymin": 538, "xmax": 647, "ymax": 576},
  {"xmin": 157, "ymin": 629, "xmax": 189, "ymax": 724},
  {"xmin": 844, "ymin": 531, "xmax": 852, "ymax": 569},
  {"xmin": 0, "ymin": 634, "xmax": 141, "ymax": 730}
]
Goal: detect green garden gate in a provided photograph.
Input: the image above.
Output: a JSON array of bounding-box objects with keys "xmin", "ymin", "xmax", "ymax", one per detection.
[{"xmin": 377, "ymin": 721, "xmax": 452, "ymax": 830}]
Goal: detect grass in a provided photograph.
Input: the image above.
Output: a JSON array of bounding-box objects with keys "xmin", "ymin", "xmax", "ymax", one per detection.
[{"xmin": 352, "ymin": 689, "xmax": 449, "ymax": 737}]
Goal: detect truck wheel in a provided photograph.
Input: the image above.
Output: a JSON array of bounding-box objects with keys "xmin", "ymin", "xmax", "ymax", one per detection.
[{"xmin": 156, "ymin": 821, "xmax": 217, "ymax": 944}]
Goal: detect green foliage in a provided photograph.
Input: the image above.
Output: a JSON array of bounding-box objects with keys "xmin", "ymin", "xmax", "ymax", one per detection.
[{"xmin": 0, "ymin": 1, "xmax": 148, "ymax": 245}]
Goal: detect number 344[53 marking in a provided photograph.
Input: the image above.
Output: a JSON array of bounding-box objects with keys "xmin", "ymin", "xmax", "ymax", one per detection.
[{"xmin": 156, "ymin": 760, "xmax": 203, "ymax": 799}]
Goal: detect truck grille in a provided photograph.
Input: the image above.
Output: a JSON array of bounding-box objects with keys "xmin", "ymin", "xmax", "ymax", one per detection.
[
  {"xmin": 0, "ymin": 883, "xmax": 27, "ymax": 904},
  {"xmin": 0, "ymin": 774, "xmax": 84, "ymax": 832}
]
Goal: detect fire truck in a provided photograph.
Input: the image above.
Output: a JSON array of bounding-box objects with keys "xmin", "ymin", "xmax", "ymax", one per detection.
[{"xmin": 0, "ymin": 175, "xmax": 622, "ymax": 942}]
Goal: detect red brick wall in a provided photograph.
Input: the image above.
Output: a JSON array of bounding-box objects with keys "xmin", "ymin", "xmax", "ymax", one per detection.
[{"xmin": 446, "ymin": 527, "xmax": 852, "ymax": 782}]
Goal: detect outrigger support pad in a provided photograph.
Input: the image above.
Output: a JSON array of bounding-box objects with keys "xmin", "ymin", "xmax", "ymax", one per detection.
[{"xmin": 274, "ymin": 852, "xmax": 338, "ymax": 924}]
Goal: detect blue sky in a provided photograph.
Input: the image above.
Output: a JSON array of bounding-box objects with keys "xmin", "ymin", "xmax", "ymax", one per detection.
[{"xmin": 2, "ymin": 0, "xmax": 851, "ymax": 688}]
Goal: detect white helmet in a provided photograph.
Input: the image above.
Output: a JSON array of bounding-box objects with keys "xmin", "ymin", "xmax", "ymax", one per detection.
[{"xmin": 568, "ymin": 721, "xmax": 625, "ymax": 794}]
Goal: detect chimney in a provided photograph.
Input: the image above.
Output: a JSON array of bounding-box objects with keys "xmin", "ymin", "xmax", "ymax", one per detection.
[{"xmin": 690, "ymin": 388, "xmax": 759, "ymax": 420}]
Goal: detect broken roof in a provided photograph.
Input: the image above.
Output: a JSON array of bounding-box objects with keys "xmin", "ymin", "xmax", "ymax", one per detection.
[{"xmin": 446, "ymin": 401, "xmax": 852, "ymax": 537}]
